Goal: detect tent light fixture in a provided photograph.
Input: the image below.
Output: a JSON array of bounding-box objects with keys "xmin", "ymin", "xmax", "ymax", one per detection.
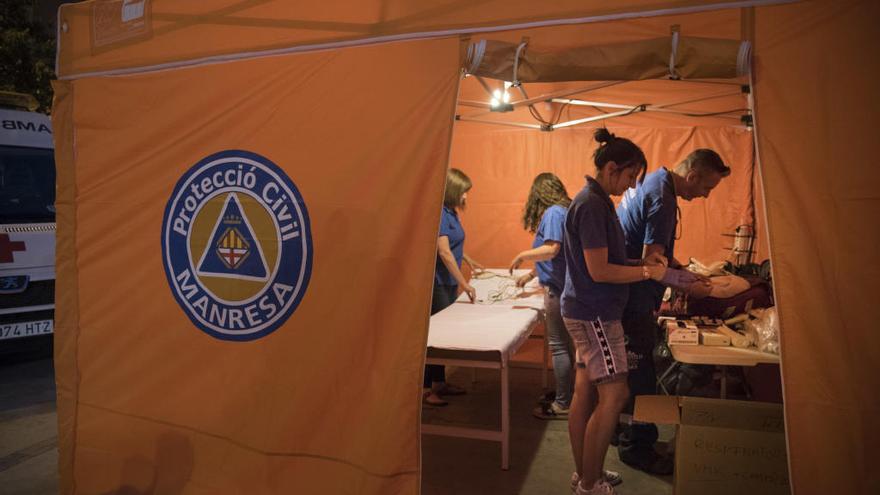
[{"xmin": 490, "ymin": 82, "xmax": 514, "ymax": 112}]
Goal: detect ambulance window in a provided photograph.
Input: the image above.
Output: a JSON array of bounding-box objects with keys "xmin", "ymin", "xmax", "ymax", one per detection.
[{"xmin": 0, "ymin": 146, "xmax": 56, "ymax": 223}]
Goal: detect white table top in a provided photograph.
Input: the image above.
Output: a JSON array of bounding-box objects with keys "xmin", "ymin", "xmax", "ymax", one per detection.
[
  {"xmin": 454, "ymin": 269, "xmax": 545, "ymax": 309},
  {"xmin": 429, "ymin": 269, "xmax": 543, "ymax": 363},
  {"xmin": 669, "ymin": 343, "xmax": 780, "ymax": 366}
]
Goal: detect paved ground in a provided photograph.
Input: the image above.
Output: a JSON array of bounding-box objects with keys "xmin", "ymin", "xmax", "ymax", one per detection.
[
  {"xmin": 0, "ymin": 351, "xmax": 59, "ymax": 495},
  {"xmin": 0, "ymin": 353, "xmax": 672, "ymax": 494}
]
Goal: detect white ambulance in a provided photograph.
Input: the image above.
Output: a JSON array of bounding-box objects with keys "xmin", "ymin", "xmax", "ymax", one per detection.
[{"xmin": 0, "ymin": 93, "xmax": 55, "ymax": 347}]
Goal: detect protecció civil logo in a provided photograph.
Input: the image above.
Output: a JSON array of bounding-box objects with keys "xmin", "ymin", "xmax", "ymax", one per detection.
[{"xmin": 161, "ymin": 150, "xmax": 312, "ymax": 341}]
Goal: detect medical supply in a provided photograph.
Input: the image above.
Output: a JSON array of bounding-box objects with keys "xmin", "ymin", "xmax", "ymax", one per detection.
[
  {"xmin": 666, "ymin": 320, "xmax": 699, "ymax": 345},
  {"xmin": 699, "ymin": 328, "xmax": 731, "ymax": 346},
  {"xmin": 715, "ymin": 324, "xmax": 751, "ymax": 348}
]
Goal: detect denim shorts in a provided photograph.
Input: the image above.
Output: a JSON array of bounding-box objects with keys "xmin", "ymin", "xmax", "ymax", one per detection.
[{"xmin": 563, "ymin": 317, "xmax": 628, "ymax": 384}]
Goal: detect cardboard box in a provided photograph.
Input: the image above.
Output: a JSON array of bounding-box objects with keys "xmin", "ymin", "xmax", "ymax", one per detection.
[
  {"xmin": 699, "ymin": 328, "xmax": 731, "ymax": 346},
  {"xmin": 635, "ymin": 395, "xmax": 790, "ymax": 495}
]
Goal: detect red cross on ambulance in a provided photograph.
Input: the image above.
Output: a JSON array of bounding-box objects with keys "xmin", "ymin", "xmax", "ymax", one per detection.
[{"xmin": 0, "ymin": 234, "xmax": 27, "ymax": 263}]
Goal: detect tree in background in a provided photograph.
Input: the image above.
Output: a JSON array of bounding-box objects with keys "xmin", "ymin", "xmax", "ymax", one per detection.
[{"xmin": 1, "ymin": 2, "xmax": 56, "ymax": 114}]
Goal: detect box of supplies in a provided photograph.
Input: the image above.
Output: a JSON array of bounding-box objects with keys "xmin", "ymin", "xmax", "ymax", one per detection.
[{"xmin": 635, "ymin": 395, "xmax": 789, "ymax": 495}]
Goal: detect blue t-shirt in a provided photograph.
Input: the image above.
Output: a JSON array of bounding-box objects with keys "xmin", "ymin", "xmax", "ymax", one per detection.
[
  {"xmin": 617, "ymin": 167, "xmax": 678, "ymax": 313},
  {"xmin": 561, "ymin": 178, "xmax": 629, "ymax": 322},
  {"xmin": 533, "ymin": 204, "xmax": 567, "ymax": 295},
  {"xmin": 435, "ymin": 206, "xmax": 465, "ymax": 286}
]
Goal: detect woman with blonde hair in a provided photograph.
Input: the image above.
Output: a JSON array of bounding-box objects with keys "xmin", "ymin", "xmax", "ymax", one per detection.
[{"xmin": 424, "ymin": 168, "xmax": 483, "ymax": 406}]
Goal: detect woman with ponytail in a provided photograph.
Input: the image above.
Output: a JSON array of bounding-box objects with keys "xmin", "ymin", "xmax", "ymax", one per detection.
[{"xmin": 562, "ymin": 129, "xmax": 667, "ymax": 495}]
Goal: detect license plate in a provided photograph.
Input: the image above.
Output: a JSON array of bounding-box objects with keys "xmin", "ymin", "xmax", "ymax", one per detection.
[{"xmin": 0, "ymin": 319, "xmax": 53, "ymax": 341}]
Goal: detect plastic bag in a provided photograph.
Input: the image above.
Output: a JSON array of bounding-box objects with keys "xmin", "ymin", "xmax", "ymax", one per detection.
[
  {"xmin": 687, "ymin": 258, "xmax": 730, "ymax": 277},
  {"xmin": 743, "ymin": 307, "xmax": 780, "ymax": 354}
]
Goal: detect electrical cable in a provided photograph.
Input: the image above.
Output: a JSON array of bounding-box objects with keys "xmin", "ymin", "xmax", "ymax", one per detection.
[{"xmin": 470, "ymin": 271, "xmax": 528, "ymax": 304}]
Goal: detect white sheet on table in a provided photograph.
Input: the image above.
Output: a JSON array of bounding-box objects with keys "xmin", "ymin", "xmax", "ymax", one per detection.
[
  {"xmin": 427, "ymin": 303, "xmax": 540, "ymax": 362},
  {"xmin": 455, "ymin": 269, "xmax": 545, "ymax": 309}
]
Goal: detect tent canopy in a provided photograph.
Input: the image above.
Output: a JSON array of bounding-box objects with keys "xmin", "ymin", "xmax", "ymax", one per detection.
[
  {"xmin": 53, "ymin": 1, "xmax": 879, "ymax": 494},
  {"xmin": 56, "ymin": 0, "xmax": 767, "ymax": 78}
]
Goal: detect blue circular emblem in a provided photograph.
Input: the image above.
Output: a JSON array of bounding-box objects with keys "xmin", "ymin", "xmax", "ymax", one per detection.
[{"xmin": 161, "ymin": 150, "xmax": 312, "ymax": 341}]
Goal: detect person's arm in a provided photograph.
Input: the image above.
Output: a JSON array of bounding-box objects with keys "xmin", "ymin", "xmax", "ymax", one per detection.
[
  {"xmin": 514, "ymin": 269, "xmax": 537, "ymax": 288},
  {"xmin": 462, "ymin": 253, "xmax": 484, "ymax": 273},
  {"xmin": 438, "ymin": 236, "xmax": 476, "ymax": 302},
  {"xmin": 645, "ymin": 243, "xmax": 711, "ymax": 296},
  {"xmin": 641, "ymin": 244, "xmax": 670, "ymax": 267},
  {"xmin": 641, "ymin": 194, "xmax": 678, "ymax": 265},
  {"xmin": 583, "ymin": 247, "xmax": 666, "ymax": 284},
  {"xmin": 509, "ymin": 241, "xmax": 561, "ymax": 273}
]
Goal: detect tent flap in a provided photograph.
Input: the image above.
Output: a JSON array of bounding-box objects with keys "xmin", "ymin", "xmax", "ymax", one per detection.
[
  {"xmin": 465, "ymin": 36, "xmax": 749, "ymax": 83},
  {"xmin": 52, "ymin": 37, "xmax": 462, "ymax": 494}
]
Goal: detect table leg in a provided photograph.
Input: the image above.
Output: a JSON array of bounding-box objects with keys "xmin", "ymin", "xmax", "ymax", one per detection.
[
  {"xmin": 657, "ymin": 362, "xmax": 678, "ymax": 395},
  {"xmin": 501, "ymin": 364, "xmax": 510, "ymax": 470},
  {"xmin": 720, "ymin": 366, "xmax": 727, "ymax": 399}
]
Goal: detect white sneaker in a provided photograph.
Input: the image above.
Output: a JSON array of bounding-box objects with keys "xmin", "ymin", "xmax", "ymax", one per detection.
[
  {"xmin": 570, "ymin": 471, "xmax": 622, "ymax": 493},
  {"xmin": 575, "ymin": 479, "xmax": 616, "ymax": 495}
]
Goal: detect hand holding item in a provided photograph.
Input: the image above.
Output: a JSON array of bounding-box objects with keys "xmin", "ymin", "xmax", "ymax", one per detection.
[
  {"xmin": 643, "ymin": 252, "xmax": 668, "ymax": 267},
  {"xmin": 462, "ymin": 282, "xmax": 477, "ymax": 303},
  {"xmin": 509, "ymin": 256, "xmax": 523, "ymax": 274},
  {"xmin": 647, "ymin": 264, "xmax": 667, "ymax": 281},
  {"xmin": 469, "ymin": 258, "xmax": 486, "ymax": 275},
  {"xmin": 515, "ymin": 272, "xmax": 534, "ymax": 288}
]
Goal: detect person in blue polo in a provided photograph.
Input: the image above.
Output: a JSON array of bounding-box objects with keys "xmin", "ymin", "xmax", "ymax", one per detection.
[
  {"xmin": 615, "ymin": 149, "xmax": 731, "ymax": 474},
  {"xmin": 563, "ymin": 129, "xmax": 667, "ymax": 495},
  {"xmin": 508, "ymin": 173, "xmax": 574, "ymax": 420},
  {"xmin": 424, "ymin": 167, "xmax": 484, "ymax": 407}
]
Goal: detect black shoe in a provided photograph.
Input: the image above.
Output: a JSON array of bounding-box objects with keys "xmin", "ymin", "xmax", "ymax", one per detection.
[
  {"xmin": 620, "ymin": 452, "xmax": 674, "ymax": 476},
  {"xmin": 537, "ymin": 390, "xmax": 555, "ymax": 404},
  {"xmin": 609, "ymin": 423, "xmax": 623, "ymax": 447}
]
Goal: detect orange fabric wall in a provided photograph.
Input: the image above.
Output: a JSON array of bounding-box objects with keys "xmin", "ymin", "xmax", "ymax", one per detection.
[
  {"xmin": 56, "ymin": 0, "xmax": 744, "ymax": 78},
  {"xmin": 449, "ymin": 123, "xmax": 763, "ymax": 270},
  {"xmin": 754, "ymin": 1, "xmax": 880, "ymax": 493},
  {"xmin": 52, "ymin": 38, "xmax": 461, "ymax": 494}
]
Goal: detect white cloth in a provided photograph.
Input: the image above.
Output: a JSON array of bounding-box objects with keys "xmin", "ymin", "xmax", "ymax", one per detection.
[
  {"xmin": 455, "ymin": 268, "xmax": 545, "ymax": 309},
  {"xmin": 427, "ymin": 303, "xmax": 539, "ymax": 363}
]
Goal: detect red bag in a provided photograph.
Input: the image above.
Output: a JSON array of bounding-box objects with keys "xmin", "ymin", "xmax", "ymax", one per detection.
[{"xmin": 685, "ymin": 277, "xmax": 773, "ymax": 319}]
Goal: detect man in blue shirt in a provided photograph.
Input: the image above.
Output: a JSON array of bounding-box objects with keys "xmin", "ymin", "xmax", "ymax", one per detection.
[{"xmin": 615, "ymin": 149, "xmax": 730, "ymax": 474}]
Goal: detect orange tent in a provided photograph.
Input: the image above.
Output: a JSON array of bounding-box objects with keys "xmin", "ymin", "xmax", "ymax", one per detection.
[{"xmin": 52, "ymin": 1, "xmax": 879, "ymax": 494}]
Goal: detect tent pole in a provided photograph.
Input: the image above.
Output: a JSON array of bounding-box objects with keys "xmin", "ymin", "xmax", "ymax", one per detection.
[
  {"xmin": 511, "ymin": 81, "xmax": 625, "ymax": 108},
  {"xmin": 552, "ymin": 106, "xmax": 645, "ymax": 129},
  {"xmin": 474, "ymin": 76, "xmax": 495, "ymax": 97},
  {"xmin": 455, "ymin": 116, "xmax": 543, "ymax": 129},
  {"xmin": 553, "ymin": 95, "xmax": 746, "ymax": 120}
]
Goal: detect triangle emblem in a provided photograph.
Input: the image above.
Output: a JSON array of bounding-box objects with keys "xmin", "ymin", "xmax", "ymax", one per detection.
[{"xmin": 196, "ymin": 193, "xmax": 269, "ymax": 281}]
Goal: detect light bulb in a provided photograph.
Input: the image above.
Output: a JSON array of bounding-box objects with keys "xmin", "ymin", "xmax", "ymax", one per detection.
[
  {"xmin": 492, "ymin": 89, "xmax": 502, "ymax": 100},
  {"xmin": 502, "ymin": 91, "xmax": 511, "ymax": 103},
  {"xmin": 490, "ymin": 97, "xmax": 500, "ymax": 107}
]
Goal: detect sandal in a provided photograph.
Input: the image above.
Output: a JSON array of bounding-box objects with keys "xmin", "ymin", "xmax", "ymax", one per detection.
[
  {"xmin": 532, "ymin": 401, "xmax": 569, "ymax": 420},
  {"xmin": 570, "ymin": 470, "xmax": 623, "ymax": 492},
  {"xmin": 435, "ymin": 383, "xmax": 466, "ymax": 396},
  {"xmin": 423, "ymin": 391, "xmax": 448, "ymax": 407}
]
